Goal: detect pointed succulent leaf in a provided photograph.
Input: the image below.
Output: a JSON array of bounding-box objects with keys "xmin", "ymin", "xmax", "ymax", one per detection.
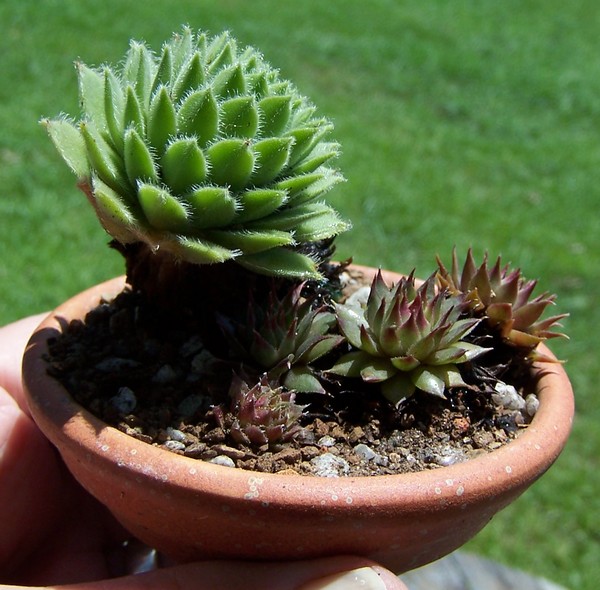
[
  {"xmin": 162, "ymin": 138, "xmax": 207, "ymax": 195},
  {"xmin": 360, "ymin": 358, "xmax": 397, "ymax": 383},
  {"xmin": 328, "ymin": 350, "xmax": 373, "ymax": 378},
  {"xmin": 122, "ymin": 42, "xmax": 155, "ymax": 107},
  {"xmin": 283, "ymin": 367, "xmax": 325, "ymax": 394},
  {"xmin": 137, "ymin": 182, "xmax": 189, "ymax": 231},
  {"xmin": 91, "ymin": 178, "xmax": 138, "ymax": 241},
  {"xmin": 390, "ymin": 355, "xmax": 421, "ymax": 372},
  {"xmin": 252, "ymin": 137, "xmax": 293, "ymax": 185},
  {"xmin": 234, "ymin": 189, "xmax": 287, "ymax": 224},
  {"xmin": 184, "ymin": 186, "xmax": 236, "ymax": 228},
  {"xmin": 381, "ymin": 373, "xmax": 417, "ymax": 406},
  {"xmin": 212, "ymin": 63, "xmax": 246, "ymax": 98},
  {"xmin": 292, "ymin": 142, "xmax": 340, "ymax": 175},
  {"xmin": 207, "ymin": 139, "xmax": 255, "ymax": 191},
  {"xmin": 205, "ymin": 229, "xmax": 294, "ymax": 255},
  {"xmin": 237, "ymin": 247, "xmax": 320, "ymax": 279},
  {"xmin": 171, "ymin": 235, "xmax": 239, "ymax": 264},
  {"xmin": 77, "ymin": 63, "xmax": 106, "ymax": 129},
  {"xmin": 79, "ymin": 122, "xmax": 127, "ymax": 194},
  {"xmin": 301, "ymin": 334, "xmax": 345, "ymax": 364},
  {"xmin": 103, "ymin": 68, "xmax": 125, "ymax": 152},
  {"xmin": 151, "ymin": 45, "xmax": 173, "ymax": 94},
  {"xmin": 177, "ymin": 89, "xmax": 219, "ymax": 145},
  {"xmin": 171, "ymin": 52, "xmax": 204, "ymax": 103},
  {"xmin": 124, "ymin": 128, "xmax": 158, "ymax": 184},
  {"xmin": 147, "ymin": 87, "xmax": 177, "ymax": 154},
  {"xmin": 123, "ymin": 85, "xmax": 145, "ymax": 134},
  {"xmin": 258, "ymin": 95, "xmax": 292, "ymax": 136},
  {"xmin": 220, "ymin": 96, "xmax": 258, "ymax": 138},
  {"xmin": 334, "ymin": 302, "xmax": 366, "ymax": 349},
  {"xmin": 411, "ymin": 367, "xmax": 447, "ymax": 398},
  {"xmin": 42, "ymin": 118, "xmax": 89, "ymax": 179}
]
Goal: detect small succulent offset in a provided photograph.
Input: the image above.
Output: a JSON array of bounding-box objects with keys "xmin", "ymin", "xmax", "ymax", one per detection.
[
  {"xmin": 43, "ymin": 27, "xmax": 348, "ymax": 279},
  {"xmin": 226, "ymin": 374, "xmax": 306, "ymax": 447},
  {"xmin": 328, "ymin": 271, "xmax": 491, "ymax": 404},
  {"xmin": 436, "ymin": 249, "xmax": 568, "ymax": 359},
  {"xmin": 219, "ymin": 283, "xmax": 344, "ymax": 394}
]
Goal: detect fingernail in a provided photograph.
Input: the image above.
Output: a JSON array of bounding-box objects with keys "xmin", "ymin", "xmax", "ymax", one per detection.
[{"xmin": 299, "ymin": 566, "xmax": 388, "ymax": 590}]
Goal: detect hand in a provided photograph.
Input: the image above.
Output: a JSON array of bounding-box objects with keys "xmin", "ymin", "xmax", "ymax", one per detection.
[{"xmin": 0, "ymin": 314, "xmax": 408, "ymax": 590}]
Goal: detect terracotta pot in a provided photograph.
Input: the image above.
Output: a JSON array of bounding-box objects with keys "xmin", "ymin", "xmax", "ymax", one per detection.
[{"xmin": 22, "ymin": 267, "xmax": 574, "ymax": 573}]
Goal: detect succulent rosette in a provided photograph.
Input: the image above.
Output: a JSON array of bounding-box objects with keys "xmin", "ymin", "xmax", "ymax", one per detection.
[
  {"xmin": 228, "ymin": 375, "xmax": 306, "ymax": 447},
  {"xmin": 219, "ymin": 283, "xmax": 344, "ymax": 393},
  {"xmin": 436, "ymin": 248, "xmax": 568, "ymax": 359},
  {"xmin": 43, "ymin": 27, "xmax": 348, "ymax": 278},
  {"xmin": 328, "ymin": 271, "xmax": 491, "ymax": 404}
]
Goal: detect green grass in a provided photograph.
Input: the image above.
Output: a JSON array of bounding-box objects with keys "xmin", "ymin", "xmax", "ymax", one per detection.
[{"xmin": 1, "ymin": 1, "xmax": 598, "ymax": 588}]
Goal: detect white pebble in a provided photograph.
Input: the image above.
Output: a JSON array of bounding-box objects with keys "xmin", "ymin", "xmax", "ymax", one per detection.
[
  {"xmin": 164, "ymin": 440, "xmax": 185, "ymax": 452},
  {"xmin": 525, "ymin": 393, "xmax": 540, "ymax": 416},
  {"xmin": 310, "ymin": 453, "xmax": 350, "ymax": 478},
  {"xmin": 492, "ymin": 382, "xmax": 526, "ymax": 411},
  {"xmin": 209, "ymin": 455, "xmax": 236, "ymax": 468},
  {"xmin": 317, "ymin": 435, "xmax": 336, "ymax": 447},
  {"xmin": 354, "ymin": 443, "xmax": 377, "ymax": 461},
  {"xmin": 166, "ymin": 427, "xmax": 186, "ymax": 442}
]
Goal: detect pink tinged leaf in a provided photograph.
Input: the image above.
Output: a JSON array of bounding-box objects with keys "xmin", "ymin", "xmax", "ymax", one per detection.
[
  {"xmin": 390, "ymin": 354, "xmax": 420, "ymax": 372},
  {"xmin": 379, "ymin": 325, "xmax": 402, "ymax": 357},
  {"xmin": 495, "ymin": 269, "xmax": 521, "ymax": 303},
  {"xmin": 360, "ymin": 358, "xmax": 397, "ymax": 383},
  {"xmin": 359, "ymin": 325, "xmax": 381, "ymax": 356},
  {"xmin": 487, "ymin": 302, "xmax": 514, "ymax": 325},
  {"xmin": 515, "ymin": 280, "xmax": 540, "ymax": 308},
  {"xmin": 411, "ymin": 367, "xmax": 447, "ymax": 398},
  {"xmin": 512, "ymin": 299, "xmax": 551, "ymax": 330},
  {"xmin": 460, "ymin": 248, "xmax": 479, "ymax": 292}
]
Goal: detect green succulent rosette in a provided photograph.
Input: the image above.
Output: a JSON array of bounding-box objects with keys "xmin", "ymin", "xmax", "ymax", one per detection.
[
  {"xmin": 329, "ymin": 271, "xmax": 491, "ymax": 404},
  {"xmin": 43, "ymin": 27, "xmax": 349, "ymax": 278}
]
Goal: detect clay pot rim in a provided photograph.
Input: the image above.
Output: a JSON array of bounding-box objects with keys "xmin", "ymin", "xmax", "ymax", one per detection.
[{"xmin": 23, "ymin": 272, "xmax": 574, "ymax": 511}]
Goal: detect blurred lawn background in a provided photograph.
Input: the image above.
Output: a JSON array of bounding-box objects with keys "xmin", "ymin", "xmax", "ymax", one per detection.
[{"xmin": 1, "ymin": 1, "xmax": 598, "ymax": 588}]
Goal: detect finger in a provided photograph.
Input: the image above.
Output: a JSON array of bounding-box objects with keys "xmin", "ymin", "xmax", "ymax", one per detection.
[
  {"xmin": 0, "ymin": 313, "xmax": 48, "ymax": 412},
  {"xmin": 0, "ymin": 386, "xmax": 67, "ymax": 574},
  {"xmin": 45, "ymin": 556, "xmax": 408, "ymax": 590}
]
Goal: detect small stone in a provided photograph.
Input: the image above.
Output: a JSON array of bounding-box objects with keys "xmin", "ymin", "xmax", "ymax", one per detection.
[
  {"xmin": 271, "ymin": 448, "xmax": 302, "ymax": 465},
  {"xmin": 166, "ymin": 427, "xmax": 186, "ymax": 442},
  {"xmin": 184, "ymin": 442, "xmax": 207, "ymax": 458},
  {"xmin": 354, "ymin": 443, "xmax": 377, "ymax": 461},
  {"xmin": 109, "ymin": 387, "xmax": 137, "ymax": 414},
  {"xmin": 209, "ymin": 455, "xmax": 236, "ymax": 468},
  {"xmin": 348, "ymin": 426, "xmax": 365, "ymax": 444},
  {"xmin": 492, "ymin": 382, "xmax": 526, "ymax": 411},
  {"xmin": 153, "ymin": 364, "xmax": 177, "ymax": 384},
  {"xmin": 317, "ymin": 435, "xmax": 336, "ymax": 447},
  {"xmin": 212, "ymin": 444, "xmax": 248, "ymax": 460},
  {"xmin": 310, "ymin": 452, "xmax": 350, "ymax": 477},
  {"xmin": 164, "ymin": 440, "xmax": 185, "ymax": 452},
  {"xmin": 432, "ymin": 446, "xmax": 467, "ymax": 467},
  {"xmin": 345, "ymin": 285, "xmax": 371, "ymax": 308},
  {"xmin": 525, "ymin": 393, "xmax": 540, "ymax": 417}
]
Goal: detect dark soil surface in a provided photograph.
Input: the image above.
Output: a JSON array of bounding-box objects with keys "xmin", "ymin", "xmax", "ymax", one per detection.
[{"xmin": 45, "ymin": 268, "xmax": 535, "ymax": 477}]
